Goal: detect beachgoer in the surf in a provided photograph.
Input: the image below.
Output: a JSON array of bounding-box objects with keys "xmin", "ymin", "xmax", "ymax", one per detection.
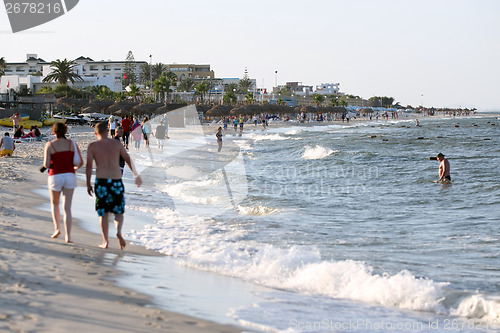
[
  {"xmin": 86, "ymin": 122, "xmax": 142, "ymax": 249},
  {"xmin": 216, "ymin": 126, "xmax": 223, "ymax": 152},
  {"xmin": 436, "ymin": 153, "xmax": 451, "ymax": 181}
]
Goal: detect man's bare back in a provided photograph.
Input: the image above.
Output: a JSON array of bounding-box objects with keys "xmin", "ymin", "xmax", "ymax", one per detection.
[{"xmin": 87, "ymin": 138, "xmax": 127, "ymax": 180}]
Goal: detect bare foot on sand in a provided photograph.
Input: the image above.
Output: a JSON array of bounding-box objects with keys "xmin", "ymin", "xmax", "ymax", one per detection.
[
  {"xmin": 51, "ymin": 230, "xmax": 61, "ymax": 238},
  {"xmin": 65, "ymin": 239, "xmax": 73, "ymax": 244},
  {"xmin": 117, "ymin": 233, "xmax": 126, "ymax": 249},
  {"xmin": 99, "ymin": 242, "xmax": 108, "ymax": 249}
]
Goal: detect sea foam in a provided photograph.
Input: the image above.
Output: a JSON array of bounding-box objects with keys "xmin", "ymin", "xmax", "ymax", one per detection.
[
  {"xmin": 302, "ymin": 145, "xmax": 338, "ymax": 160},
  {"xmin": 126, "ymin": 209, "xmax": 500, "ymax": 319}
]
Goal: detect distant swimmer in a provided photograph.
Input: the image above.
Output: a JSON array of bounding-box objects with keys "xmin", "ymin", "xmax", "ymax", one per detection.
[{"xmin": 436, "ymin": 153, "xmax": 451, "ymax": 182}]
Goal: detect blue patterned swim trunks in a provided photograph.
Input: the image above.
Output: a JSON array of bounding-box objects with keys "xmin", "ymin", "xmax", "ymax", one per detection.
[{"xmin": 94, "ymin": 178, "xmax": 125, "ymax": 217}]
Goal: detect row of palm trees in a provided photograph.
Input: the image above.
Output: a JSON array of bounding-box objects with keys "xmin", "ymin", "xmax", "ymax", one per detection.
[{"xmin": 1, "ymin": 58, "xmax": 352, "ymax": 108}]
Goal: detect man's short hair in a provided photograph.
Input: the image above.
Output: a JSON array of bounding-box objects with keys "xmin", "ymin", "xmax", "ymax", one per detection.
[
  {"xmin": 4, "ymin": 132, "xmax": 9, "ymax": 136},
  {"xmin": 96, "ymin": 121, "xmax": 108, "ymax": 134}
]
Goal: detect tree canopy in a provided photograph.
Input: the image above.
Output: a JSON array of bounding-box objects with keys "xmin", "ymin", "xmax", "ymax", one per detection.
[{"xmin": 42, "ymin": 59, "xmax": 83, "ymax": 85}]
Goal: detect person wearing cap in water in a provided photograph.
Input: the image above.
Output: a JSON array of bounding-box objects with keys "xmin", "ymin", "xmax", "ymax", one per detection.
[{"xmin": 436, "ymin": 153, "xmax": 451, "ymax": 182}]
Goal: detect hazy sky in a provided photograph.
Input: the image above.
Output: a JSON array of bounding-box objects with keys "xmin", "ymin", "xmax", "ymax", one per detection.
[{"xmin": 1, "ymin": 0, "xmax": 499, "ymax": 110}]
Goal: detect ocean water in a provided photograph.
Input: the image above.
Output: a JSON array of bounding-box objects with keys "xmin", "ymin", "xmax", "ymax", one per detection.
[{"xmin": 98, "ymin": 108, "xmax": 500, "ymax": 332}]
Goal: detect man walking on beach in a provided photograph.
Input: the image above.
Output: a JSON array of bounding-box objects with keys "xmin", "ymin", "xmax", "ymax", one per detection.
[
  {"xmin": 86, "ymin": 122, "xmax": 142, "ymax": 249},
  {"xmin": 121, "ymin": 115, "xmax": 132, "ymax": 149},
  {"xmin": 436, "ymin": 153, "xmax": 451, "ymax": 182}
]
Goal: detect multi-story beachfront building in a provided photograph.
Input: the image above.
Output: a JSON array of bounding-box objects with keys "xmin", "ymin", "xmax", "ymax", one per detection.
[
  {"xmin": 315, "ymin": 82, "xmax": 340, "ymax": 95},
  {"xmin": 165, "ymin": 64, "xmax": 215, "ymax": 81},
  {"xmin": 0, "ymin": 54, "xmax": 147, "ymax": 94}
]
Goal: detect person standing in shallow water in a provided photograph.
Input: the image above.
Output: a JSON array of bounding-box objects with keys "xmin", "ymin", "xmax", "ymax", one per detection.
[
  {"xmin": 216, "ymin": 126, "xmax": 223, "ymax": 152},
  {"xmin": 86, "ymin": 122, "xmax": 142, "ymax": 249},
  {"xmin": 436, "ymin": 153, "xmax": 451, "ymax": 182}
]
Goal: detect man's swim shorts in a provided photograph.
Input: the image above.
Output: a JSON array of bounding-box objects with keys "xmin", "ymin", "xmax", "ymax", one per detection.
[{"xmin": 94, "ymin": 178, "xmax": 125, "ymax": 217}]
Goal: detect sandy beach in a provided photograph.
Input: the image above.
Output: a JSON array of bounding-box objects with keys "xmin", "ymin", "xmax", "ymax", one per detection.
[
  {"xmin": 0, "ymin": 125, "xmax": 242, "ymax": 333},
  {"xmin": 1, "ymin": 111, "xmax": 495, "ymax": 332}
]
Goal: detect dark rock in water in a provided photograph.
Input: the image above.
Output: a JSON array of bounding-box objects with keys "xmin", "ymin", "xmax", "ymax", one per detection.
[
  {"xmin": 417, "ymin": 137, "xmax": 425, "ymax": 140},
  {"xmin": 491, "ymin": 124, "xmax": 495, "ymax": 126},
  {"xmin": 437, "ymin": 136, "xmax": 444, "ymax": 138},
  {"xmin": 454, "ymin": 125, "xmax": 460, "ymax": 127},
  {"xmin": 382, "ymin": 139, "xmax": 389, "ymax": 141},
  {"xmin": 484, "ymin": 138, "xmax": 491, "ymax": 140},
  {"xmin": 370, "ymin": 135, "xmax": 377, "ymax": 138}
]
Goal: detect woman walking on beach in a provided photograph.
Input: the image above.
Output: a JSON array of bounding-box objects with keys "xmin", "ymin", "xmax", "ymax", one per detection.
[
  {"xmin": 131, "ymin": 117, "xmax": 143, "ymax": 151},
  {"xmin": 43, "ymin": 122, "xmax": 84, "ymax": 243},
  {"xmin": 142, "ymin": 116, "xmax": 151, "ymax": 147}
]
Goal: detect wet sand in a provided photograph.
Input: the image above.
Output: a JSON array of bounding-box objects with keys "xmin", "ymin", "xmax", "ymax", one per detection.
[{"xmin": 0, "ymin": 126, "xmax": 242, "ymax": 333}]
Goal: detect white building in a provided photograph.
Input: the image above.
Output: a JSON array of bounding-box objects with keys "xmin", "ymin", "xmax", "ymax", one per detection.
[
  {"xmin": 315, "ymin": 82, "xmax": 340, "ymax": 95},
  {"xmin": 0, "ymin": 54, "xmax": 146, "ymax": 94}
]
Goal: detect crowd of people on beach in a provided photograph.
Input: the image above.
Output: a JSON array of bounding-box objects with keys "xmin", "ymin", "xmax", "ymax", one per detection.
[{"xmin": 1, "ymin": 108, "xmax": 453, "ymax": 249}]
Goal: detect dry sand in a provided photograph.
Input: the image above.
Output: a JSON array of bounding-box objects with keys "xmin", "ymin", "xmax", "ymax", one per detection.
[{"xmin": 0, "ymin": 125, "xmax": 242, "ymax": 333}]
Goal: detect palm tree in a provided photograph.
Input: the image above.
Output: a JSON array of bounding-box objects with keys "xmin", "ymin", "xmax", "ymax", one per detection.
[
  {"xmin": 339, "ymin": 97, "xmax": 348, "ymax": 108},
  {"xmin": 329, "ymin": 95, "xmax": 339, "ymax": 107},
  {"xmin": 126, "ymin": 84, "xmax": 142, "ymax": 102},
  {"xmin": 0, "ymin": 57, "xmax": 6, "ymax": 76},
  {"xmin": 194, "ymin": 81, "xmax": 209, "ymax": 104},
  {"xmin": 153, "ymin": 73, "xmax": 172, "ymax": 102},
  {"xmin": 139, "ymin": 63, "xmax": 151, "ymax": 85},
  {"xmin": 313, "ymin": 93, "xmax": 325, "ymax": 107},
  {"xmin": 152, "ymin": 63, "xmax": 167, "ymax": 82},
  {"xmin": 165, "ymin": 71, "xmax": 178, "ymax": 86},
  {"xmin": 245, "ymin": 92, "xmax": 254, "ymax": 104},
  {"xmin": 42, "ymin": 59, "xmax": 83, "ymax": 85},
  {"xmin": 223, "ymin": 91, "xmax": 237, "ymax": 105},
  {"xmin": 177, "ymin": 78, "xmax": 194, "ymax": 92},
  {"xmin": 91, "ymin": 85, "xmax": 114, "ymax": 100},
  {"xmin": 238, "ymin": 76, "xmax": 253, "ymax": 93},
  {"xmin": 277, "ymin": 86, "xmax": 292, "ymax": 97}
]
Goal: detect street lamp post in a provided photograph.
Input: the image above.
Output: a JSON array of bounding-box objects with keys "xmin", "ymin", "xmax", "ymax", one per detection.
[{"xmin": 149, "ymin": 54, "xmax": 153, "ymax": 100}]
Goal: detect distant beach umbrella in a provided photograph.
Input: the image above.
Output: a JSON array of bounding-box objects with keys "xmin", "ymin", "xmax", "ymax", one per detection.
[
  {"xmin": 332, "ymin": 106, "xmax": 347, "ymax": 113},
  {"xmin": 81, "ymin": 106, "xmax": 100, "ymax": 114},
  {"xmin": 360, "ymin": 108, "xmax": 374, "ymax": 114},
  {"xmin": 89, "ymin": 100, "xmax": 114, "ymax": 112},
  {"xmin": 106, "ymin": 102, "xmax": 137, "ymax": 115},
  {"xmin": 206, "ymin": 105, "xmax": 232, "ymax": 117}
]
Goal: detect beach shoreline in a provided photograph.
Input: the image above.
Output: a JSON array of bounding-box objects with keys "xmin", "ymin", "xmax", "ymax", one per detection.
[
  {"xmin": 0, "ymin": 111, "xmax": 496, "ymax": 332},
  {"xmin": 0, "ymin": 129, "xmax": 242, "ymax": 333}
]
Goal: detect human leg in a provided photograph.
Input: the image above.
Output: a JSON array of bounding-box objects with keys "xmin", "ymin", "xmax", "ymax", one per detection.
[
  {"xmin": 114, "ymin": 213, "xmax": 126, "ymax": 249},
  {"xmin": 49, "ymin": 190, "xmax": 62, "ymax": 238},
  {"xmin": 61, "ymin": 187, "xmax": 74, "ymax": 243},
  {"xmin": 99, "ymin": 212, "xmax": 110, "ymax": 248}
]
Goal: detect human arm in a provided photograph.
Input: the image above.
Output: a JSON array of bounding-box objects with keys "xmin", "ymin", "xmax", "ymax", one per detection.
[
  {"xmin": 120, "ymin": 145, "xmax": 142, "ymax": 187},
  {"xmin": 86, "ymin": 144, "xmax": 94, "ymax": 195},
  {"xmin": 43, "ymin": 142, "xmax": 51, "ymax": 169},
  {"xmin": 73, "ymin": 140, "xmax": 84, "ymax": 170}
]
